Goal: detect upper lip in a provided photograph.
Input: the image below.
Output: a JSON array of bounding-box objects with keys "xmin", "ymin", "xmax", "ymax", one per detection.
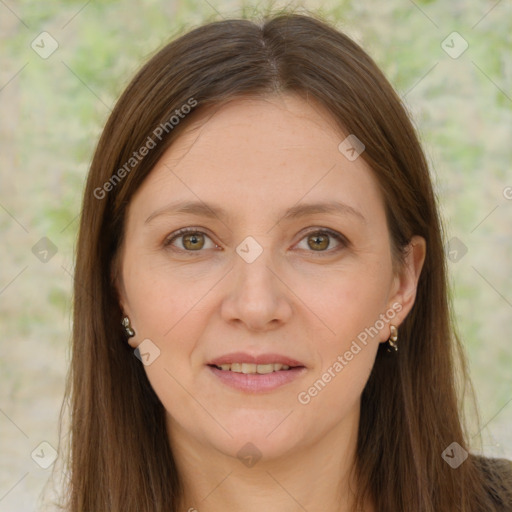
[{"xmin": 207, "ymin": 352, "xmax": 306, "ymax": 367}]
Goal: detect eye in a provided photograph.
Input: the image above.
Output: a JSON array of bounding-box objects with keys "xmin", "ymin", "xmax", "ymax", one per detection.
[
  {"xmin": 164, "ymin": 227, "xmax": 348, "ymax": 255},
  {"xmin": 164, "ymin": 228, "xmax": 219, "ymax": 252},
  {"xmin": 295, "ymin": 228, "xmax": 348, "ymax": 254}
]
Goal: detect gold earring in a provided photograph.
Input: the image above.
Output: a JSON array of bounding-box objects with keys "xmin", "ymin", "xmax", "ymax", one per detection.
[
  {"xmin": 387, "ymin": 324, "xmax": 398, "ymax": 352},
  {"xmin": 121, "ymin": 316, "xmax": 135, "ymax": 337}
]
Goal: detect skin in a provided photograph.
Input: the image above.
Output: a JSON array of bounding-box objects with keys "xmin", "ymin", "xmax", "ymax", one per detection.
[{"xmin": 116, "ymin": 93, "xmax": 426, "ymax": 512}]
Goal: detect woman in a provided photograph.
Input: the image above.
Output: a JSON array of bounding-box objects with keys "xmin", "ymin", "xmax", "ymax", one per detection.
[{"xmin": 53, "ymin": 10, "xmax": 512, "ymax": 512}]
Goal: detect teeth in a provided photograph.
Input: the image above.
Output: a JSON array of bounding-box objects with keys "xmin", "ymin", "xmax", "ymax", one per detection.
[
  {"xmin": 256, "ymin": 364, "xmax": 274, "ymax": 374},
  {"xmin": 215, "ymin": 363, "xmax": 291, "ymax": 373},
  {"xmin": 241, "ymin": 363, "xmax": 256, "ymax": 373}
]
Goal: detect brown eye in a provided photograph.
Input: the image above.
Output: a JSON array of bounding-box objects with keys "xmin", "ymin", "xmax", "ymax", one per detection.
[
  {"xmin": 296, "ymin": 229, "xmax": 347, "ymax": 254},
  {"xmin": 164, "ymin": 228, "xmax": 217, "ymax": 252},
  {"xmin": 182, "ymin": 232, "xmax": 205, "ymax": 250},
  {"xmin": 307, "ymin": 233, "xmax": 330, "ymax": 251}
]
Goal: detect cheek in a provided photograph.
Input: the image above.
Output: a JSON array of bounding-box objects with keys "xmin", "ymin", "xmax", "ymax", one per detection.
[
  {"xmin": 122, "ymin": 255, "xmax": 216, "ymax": 393},
  {"xmin": 123, "ymin": 252, "xmax": 214, "ymax": 340},
  {"xmin": 296, "ymin": 278, "xmax": 387, "ymax": 409},
  {"xmin": 294, "ymin": 257, "xmax": 393, "ymax": 349}
]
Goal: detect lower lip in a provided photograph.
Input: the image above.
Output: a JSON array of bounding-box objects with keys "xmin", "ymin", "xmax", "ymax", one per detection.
[{"xmin": 207, "ymin": 365, "xmax": 306, "ymax": 393}]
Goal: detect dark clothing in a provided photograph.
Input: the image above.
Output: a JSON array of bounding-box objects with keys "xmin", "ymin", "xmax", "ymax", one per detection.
[{"xmin": 474, "ymin": 456, "xmax": 512, "ymax": 510}]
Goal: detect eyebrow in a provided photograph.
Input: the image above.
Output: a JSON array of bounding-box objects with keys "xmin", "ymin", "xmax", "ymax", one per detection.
[{"xmin": 144, "ymin": 199, "xmax": 366, "ymax": 225}]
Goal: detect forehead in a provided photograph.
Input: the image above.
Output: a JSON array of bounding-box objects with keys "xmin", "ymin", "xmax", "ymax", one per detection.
[
  {"xmin": 128, "ymin": 93, "xmax": 384, "ymax": 224},
  {"xmin": 162, "ymin": 93, "xmax": 345, "ymax": 166}
]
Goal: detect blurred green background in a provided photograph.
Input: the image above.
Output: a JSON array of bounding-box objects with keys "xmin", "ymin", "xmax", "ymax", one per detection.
[{"xmin": 0, "ymin": 0, "xmax": 511, "ymax": 510}]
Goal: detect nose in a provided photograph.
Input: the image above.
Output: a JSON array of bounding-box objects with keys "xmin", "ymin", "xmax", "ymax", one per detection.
[{"xmin": 220, "ymin": 242, "xmax": 293, "ymax": 332}]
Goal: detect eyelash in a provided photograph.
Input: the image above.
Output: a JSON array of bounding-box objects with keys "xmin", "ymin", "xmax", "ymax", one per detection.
[{"xmin": 163, "ymin": 227, "xmax": 349, "ymax": 256}]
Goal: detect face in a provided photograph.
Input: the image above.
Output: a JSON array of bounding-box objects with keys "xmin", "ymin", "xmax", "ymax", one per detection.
[{"xmin": 117, "ymin": 93, "xmax": 424, "ymax": 463}]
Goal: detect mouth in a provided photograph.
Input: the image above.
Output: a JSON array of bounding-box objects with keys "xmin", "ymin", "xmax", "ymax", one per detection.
[
  {"xmin": 206, "ymin": 353, "xmax": 307, "ymax": 393},
  {"xmin": 208, "ymin": 362, "xmax": 299, "ymax": 374}
]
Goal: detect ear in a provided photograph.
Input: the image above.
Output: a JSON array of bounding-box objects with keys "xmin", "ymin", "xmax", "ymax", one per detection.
[
  {"xmin": 111, "ymin": 248, "xmax": 138, "ymax": 348},
  {"xmin": 384, "ymin": 235, "xmax": 426, "ymax": 336}
]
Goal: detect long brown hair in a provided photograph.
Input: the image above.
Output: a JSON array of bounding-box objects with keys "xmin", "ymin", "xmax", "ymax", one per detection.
[{"xmin": 50, "ymin": 9, "xmax": 511, "ymax": 512}]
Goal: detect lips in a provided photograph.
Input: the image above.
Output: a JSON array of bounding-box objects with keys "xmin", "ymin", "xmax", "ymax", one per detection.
[
  {"xmin": 206, "ymin": 352, "xmax": 307, "ymax": 392},
  {"xmin": 207, "ymin": 352, "xmax": 305, "ymax": 368}
]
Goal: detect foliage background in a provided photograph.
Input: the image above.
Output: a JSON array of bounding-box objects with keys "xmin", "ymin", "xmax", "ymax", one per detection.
[{"xmin": 0, "ymin": 0, "xmax": 511, "ymax": 510}]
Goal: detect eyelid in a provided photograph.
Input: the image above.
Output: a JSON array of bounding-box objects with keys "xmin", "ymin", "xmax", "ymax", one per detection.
[
  {"xmin": 163, "ymin": 226, "xmax": 349, "ymax": 254},
  {"xmin": 163, "ymin": 226, "xmax": 219, "ymax": 250},
  {"xmin": 295, "ymin": 227, "xmax": 349, "ymax": 252}
]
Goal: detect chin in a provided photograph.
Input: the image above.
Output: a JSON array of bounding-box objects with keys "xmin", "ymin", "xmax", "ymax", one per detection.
[
  {"xmin": 216, "ymin": 433, "xmax": 300, "ymax": 466},
  {"xmin": 210, "ymin": 413, "xmax": 306, "ymax": 461}
]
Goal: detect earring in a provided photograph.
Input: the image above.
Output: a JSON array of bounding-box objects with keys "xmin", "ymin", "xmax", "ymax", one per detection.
[
  {"xmin": 387, "ymin": 324, "xmax": 398, "ymax": 352},
  {"xmin": 121, "ymin": 316, "xmax": 135, "ymax": 337}
]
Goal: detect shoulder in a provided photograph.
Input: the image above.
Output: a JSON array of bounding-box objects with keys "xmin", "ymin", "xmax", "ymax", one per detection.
[{"xmin": 471, "ymin": 454, "xmax": 512, "ymax": 510}]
